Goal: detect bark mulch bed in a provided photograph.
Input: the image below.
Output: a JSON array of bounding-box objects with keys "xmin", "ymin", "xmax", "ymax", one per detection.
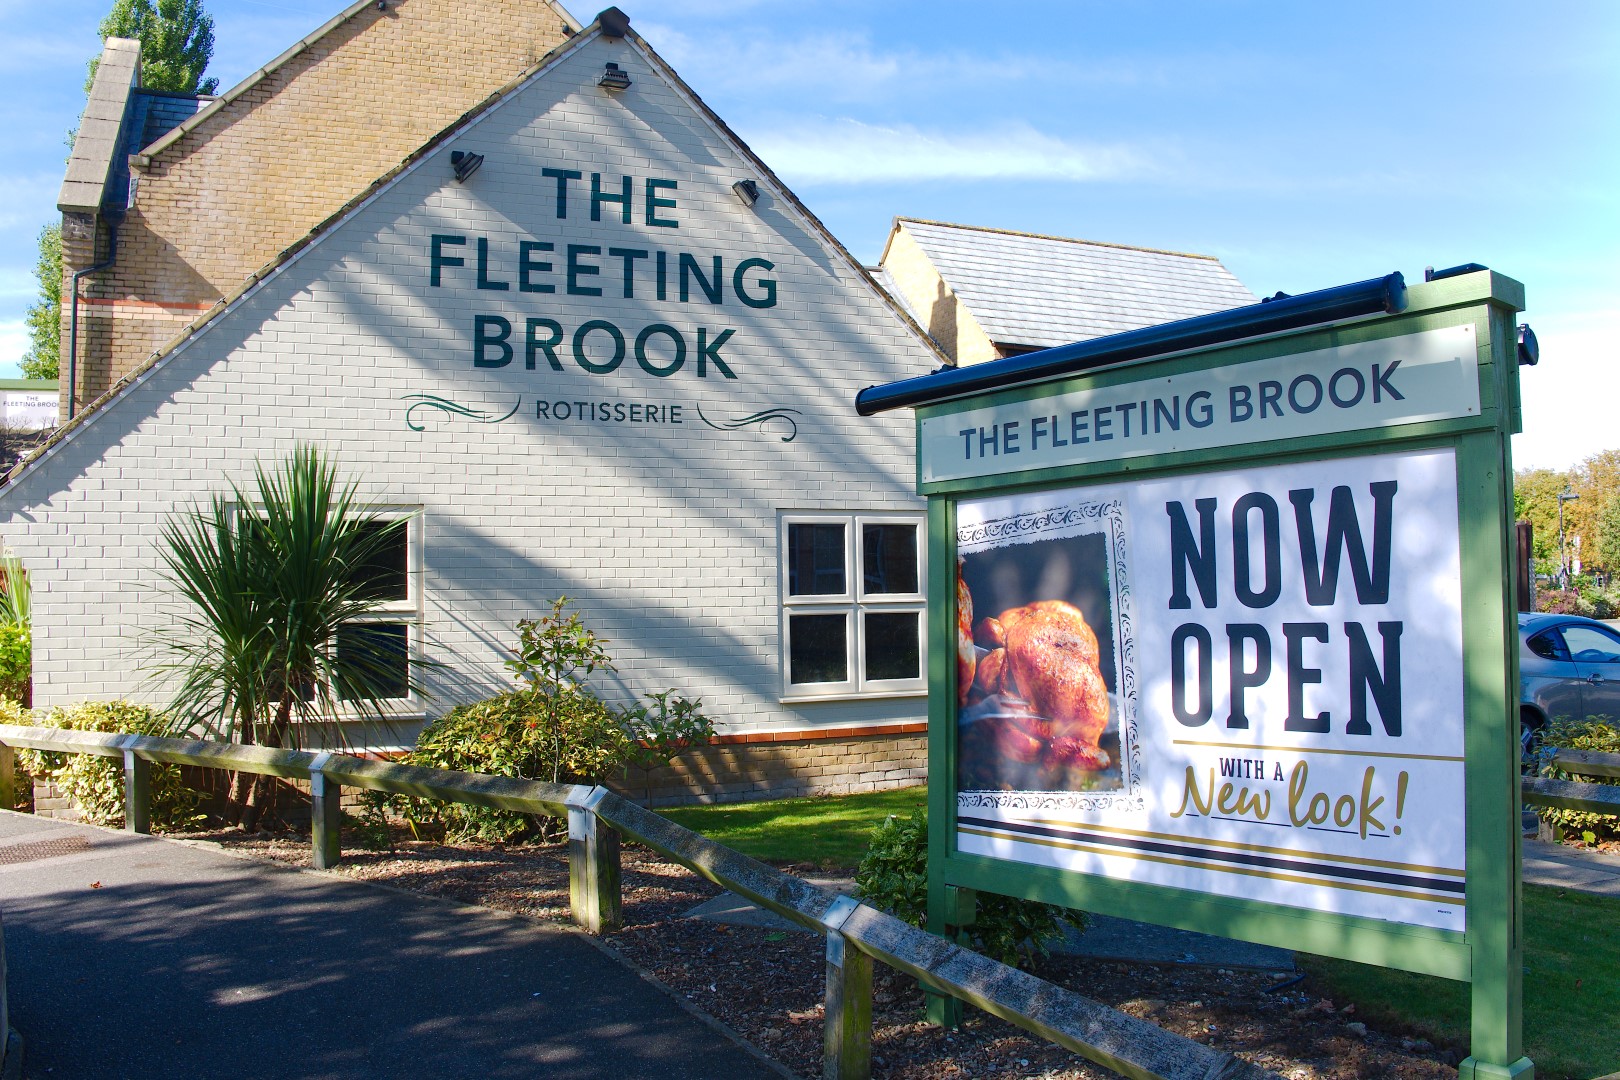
[{"xmin": 175, "ymin": 824, "xmax": 1464, "ymax": 1079}]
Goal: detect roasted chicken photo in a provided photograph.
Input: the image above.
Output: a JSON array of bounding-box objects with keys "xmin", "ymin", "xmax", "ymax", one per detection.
[{"xmin": 957, "ymin": 555, "xmax": 1115, "ymax": 788}]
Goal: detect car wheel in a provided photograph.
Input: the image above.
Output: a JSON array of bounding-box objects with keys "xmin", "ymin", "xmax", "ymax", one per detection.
[{"xmin": 1520, "ymin": 709, "xmax": 1545, "ymax": 774}]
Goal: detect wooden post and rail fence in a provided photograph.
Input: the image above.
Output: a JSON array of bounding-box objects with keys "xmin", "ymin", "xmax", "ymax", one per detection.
[
  {"xmin": 5, "ymin": 725, "xmax": 1620, "ymax": 1080},
  {"xmin": 0, "ymin": 723, "xmax": 1275, "ymax": 1080}
]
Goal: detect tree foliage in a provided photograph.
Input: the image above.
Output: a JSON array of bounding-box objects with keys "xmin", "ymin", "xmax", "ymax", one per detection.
[
  {"xmin": 89, "ymin": 0, "xmax": 219, "ymax": 94},
  {"xmin": 1515, "ymin": 449, "xmax": 1620, "ymax": 575},
  {"xmin": 21, "ymin": 223, "xmax": 61, "ymax": 381}
]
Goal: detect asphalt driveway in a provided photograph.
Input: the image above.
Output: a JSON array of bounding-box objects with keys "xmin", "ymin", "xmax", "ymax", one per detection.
[{"xmin": 0, "ymin": 811, "xmax": 782, "ymax": 1080}]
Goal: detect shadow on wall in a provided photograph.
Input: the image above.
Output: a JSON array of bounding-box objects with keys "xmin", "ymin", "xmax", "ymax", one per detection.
[{"xmin": 927, "ymin": 274, "xmax": 959, "ymax": 362}]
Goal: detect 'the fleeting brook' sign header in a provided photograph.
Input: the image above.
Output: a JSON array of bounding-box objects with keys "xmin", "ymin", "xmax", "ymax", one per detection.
[{"xmin": 919, "ymin": 325, "xmax": 1478, "ymax": 482}]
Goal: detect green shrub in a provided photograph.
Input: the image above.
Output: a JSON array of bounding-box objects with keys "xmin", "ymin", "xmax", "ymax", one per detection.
[
  {"xmin": 16, "ymin": 700, "xmax": 205, "ymax": 829},
  {"xmin": 855, "ymin": 808, "xmax": 1086, "ymax": 968},
  {"xmin": 388, "ymin": 600, "xmax": 714, "ymax": 843},
  {"xmin": 0, "ymin": 622, "xmax": 29, "ymax": 704},
  {"xmin": 1538, "ymin": 589, "xmax": 1595, "ymax": 617},
  {"xmin": 396, "ymin": 688, "xmax": 628, "ymax": 842},
  {"xmin": 1536, "ymin": 716, "xmax": 1620, "ymax": 844}
]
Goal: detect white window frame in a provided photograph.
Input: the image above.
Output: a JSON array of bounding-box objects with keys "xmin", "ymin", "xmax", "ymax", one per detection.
[
  {"xmin": 229, "ymin": 503, "xmax": 426, "ymax": 719},
  {"xmin": 335, "ymin": 506, "xmax": 426, "ymax": 718},
  {"xmin": 779, "ymin": 511, "xmax": 926, "ymax": 701}
]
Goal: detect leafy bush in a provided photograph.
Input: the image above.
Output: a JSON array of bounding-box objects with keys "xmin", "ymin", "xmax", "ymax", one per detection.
[
  {"xmin": 0, "ymin": 622, "xmax": 29, "ymax": 704},
  {"xmin": 388, "ymin": 600, "xmax": 713, "ymax": 843},
  {"xmin": 1536, "ymin": 716, "xmax": 1620, "ymax": 845},
  {"xmin": 397, "ymin": 689, "xmax": 627, "ymax": 842},
  {"xmin": 1580, "ymin": 586, "xmax": 1620, "ymax": 620},
  {"xmin": 0, "ymin": 552, "xmax": 30, "ymax": 705},
  {"xmin": 15, "ymin": 700, "xmax": 205, "ymax": 829},
  {"xmin": 855, "ymin": 808, "xmax": 1086, "ymax": 968},
  {"xmin": 1538, "ymin": 589, "xmax": 1595, "ymax": 617}
]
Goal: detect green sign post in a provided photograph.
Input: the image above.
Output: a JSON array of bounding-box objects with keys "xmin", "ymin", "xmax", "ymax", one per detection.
[{"xmin": 858, "ymin": 268, "xmax": 1532, "ymax": 1078}]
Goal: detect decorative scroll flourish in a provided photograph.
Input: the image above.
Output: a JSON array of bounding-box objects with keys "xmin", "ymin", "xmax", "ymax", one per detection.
[
  {"xmin": 402, "ymin": 394, "xmax": 521, "ymax": 432},
  {"xmin": 958, "ymin": 791, "xmax": 1148, "ymax": 813},
  {"xmin": 957, "ymin": 501, "xmax": 1114, "ymax": 549},
  {"xmin": 696, "ymin": 404, "xmax": 801, "ymax": 443}
]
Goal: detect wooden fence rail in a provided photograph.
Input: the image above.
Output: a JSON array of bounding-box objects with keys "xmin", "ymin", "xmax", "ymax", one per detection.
[
  {"xmin": 1521, "ymin": 748, "xmax": 1620, "ymax": 816},
  {"xmin": 0, "ymin": 723, "xmax": 1283, "ymax": 1080}
]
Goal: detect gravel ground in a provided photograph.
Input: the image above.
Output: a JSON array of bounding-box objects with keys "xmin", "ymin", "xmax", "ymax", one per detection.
[{"xmin": 175, "ymin": 824, "xmax": 1465, "ymax": 1079}]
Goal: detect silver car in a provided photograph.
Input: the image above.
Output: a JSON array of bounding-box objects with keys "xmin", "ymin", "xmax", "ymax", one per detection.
[{"xmin": 1519, "ymin": 611, "xmax": 1620, "ymax": 758}]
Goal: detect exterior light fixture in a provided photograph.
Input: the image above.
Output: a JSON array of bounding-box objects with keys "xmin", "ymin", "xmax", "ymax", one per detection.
[
  {"xmin": 1517, "ymin": 323, "xmax": 1539, "ymax": 367},
  {"xmin": 731, "ymin": 179, "xmax": 759, "ymax": 208},
  {"xmin": 450, "ymin": 150, "xmax": 483, "ymax": 183},
  {"xmin": 599, "ymin": 62, "xmax": 631, "ymax": 91},
  {"xmin": 597, "ymin": 7, "xmax": 631, "ymax": 38}
]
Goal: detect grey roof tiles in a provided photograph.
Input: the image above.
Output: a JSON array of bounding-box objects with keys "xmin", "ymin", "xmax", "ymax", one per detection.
[{"xmin": 893, "ymin": 218, "xmax": 1256, "ymax": 350}]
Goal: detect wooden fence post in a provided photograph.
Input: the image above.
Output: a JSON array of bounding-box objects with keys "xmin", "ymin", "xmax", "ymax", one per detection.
[
  {"xmin": 309, "ymin": 753, "xmax": 341, "ymax": 870},
  {"xmin": 820, "ymin": 895, "xmax": 872, "ymax": 1080},
  {"xmin": 0, "ymin": 741, "xmax": 14, "ymax": 812},
  {"xmin": 122, "ymin": 748, "xmax": 150, "ymax": 834},
  {"xmin": 568, "ymin": 787, "xmax": 622, "ymax": 934}
]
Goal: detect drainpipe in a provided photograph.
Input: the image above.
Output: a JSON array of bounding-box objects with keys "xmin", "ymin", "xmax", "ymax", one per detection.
[{"xmin": 66, "ymin": 213, "xmax": 121, "ymax": 422}]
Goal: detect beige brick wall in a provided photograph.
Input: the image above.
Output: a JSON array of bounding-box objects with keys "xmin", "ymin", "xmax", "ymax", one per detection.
[
  {"xmin": 617, "ymin": 732, "xmax": 928, "ymax": 808},
  {"xmin": 61, "ymin": 0, "xmax": 577, "ymax": 418},
  {"xmin": 880, "ymin": 225, "xmax": 999, "ymax": 366},
  {"xmin": 30, "ymin": 779, "xmax": 80, "ymax": 822}
]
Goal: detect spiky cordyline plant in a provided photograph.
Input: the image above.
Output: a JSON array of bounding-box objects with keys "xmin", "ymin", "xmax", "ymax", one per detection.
[{"xmin": 152, "ymin": 448, "xmax": 429, "ymax": 810}]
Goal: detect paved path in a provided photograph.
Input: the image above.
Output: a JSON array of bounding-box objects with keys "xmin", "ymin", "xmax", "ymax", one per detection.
[
  {"xmin": 1522, "ymin": 836, "xmax": 1620, "ymax": 897},
  {"xmin": 0, "ymin": 811, "xmax": 782, "ymax": 1080}
]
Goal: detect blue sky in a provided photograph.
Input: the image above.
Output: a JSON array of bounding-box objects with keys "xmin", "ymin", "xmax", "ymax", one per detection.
[{"xmin": 2, "ymin": 0, "xmax": 1615, "ymax": 469}]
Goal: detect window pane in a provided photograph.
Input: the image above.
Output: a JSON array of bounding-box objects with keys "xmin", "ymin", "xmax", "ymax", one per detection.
[
  {"xmin": 350, "ymin": 520, "xmax": 408, "ymax": 602},
  {"xmin": 336, "ymin": 622, "xmax": 410, "ymax": 700},
  {"xmin": 864, "ymin": 611, "xmax": 920, "ymax": 682},
  {"xmin": 1562, "ymin": 625, "xmax": 1620, "ymax": 664},
  {"xmin": 789, "ymin": 613, "xmax": 847, "ymax": 684},
  {"xmin": 1527, "ymin": 630, "xmax": 1564, "ymax": 661},
  {"xmin": 787, "ymin": 523, "xmax": 846, "ymax": 596},
  {"xmin": 862, "ymin": 524, "xmax": 918, "ymax": 595}
]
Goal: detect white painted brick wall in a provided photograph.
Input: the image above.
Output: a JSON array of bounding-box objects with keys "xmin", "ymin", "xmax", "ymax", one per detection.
[{"xmin": 0, "ymin": 34, "xmax": 937, "ymax": 743}]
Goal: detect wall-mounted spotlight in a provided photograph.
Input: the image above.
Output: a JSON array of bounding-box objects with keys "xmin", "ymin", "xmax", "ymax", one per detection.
[
  {"xmin": 731, "ymin": 179, "xmax": 759, "ymax": 208},
  {"xmin": 597, "ymin": 7, "xmax": 631, "ymax": 38},
  {"xmin": 451, "ymin": 150, "xmax": 483, "ymax": 183},
  {"xmin": 1518, "ymin": 323, "xmax": 1539, "ymax": 367},
  {"xmin": 599, "ymin": 62, "xmax": 631, "ymax": 91}
]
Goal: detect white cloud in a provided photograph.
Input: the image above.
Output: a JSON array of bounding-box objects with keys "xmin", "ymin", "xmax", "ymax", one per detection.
[
  {"xmin": 0, "ymin": 268, "xmax": 36, "ymax": 302},
  {"xmin": 0, "ymin": 172, "xmax": 61, "ymax": 231},
  {"xmin": 0, "ymin": 35, "xmax": 89, "ymax": 74},
  {"xmin": 1512, "ymin": 308, "xmax": 1620, "ymax": 470},
  {"xmin": 746, "ymin": 118, "xmax": 1156, "ymax": 186},
  {"xmin": 0, "ymin": 319, "xmax": 27, "ymax": 376},
  {"xmin": 639, "ymin": 23, "xmax": 1181, "ymax": 103}
]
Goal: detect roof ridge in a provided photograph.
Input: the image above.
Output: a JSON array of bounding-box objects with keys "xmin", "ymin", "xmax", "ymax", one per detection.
[
  {"xmin": 134, "ymin": 0, "xmax": 584, "ymax": 165},
  {"xmin": 894, "ymin": 217, "xmax": 1222, "ymax": 263},
  {"xmin": 9, "ymin": 13, "xmax": 946, "ymax": 487}
]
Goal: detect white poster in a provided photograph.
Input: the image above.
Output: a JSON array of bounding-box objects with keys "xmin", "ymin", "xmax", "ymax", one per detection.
[{"xmin": 954, "ymin": 447, "xmax": 1466, "ymax": 931}]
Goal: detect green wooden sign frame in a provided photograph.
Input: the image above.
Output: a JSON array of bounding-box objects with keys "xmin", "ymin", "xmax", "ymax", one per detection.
[{"xmin": 916, "ymin": 271, "xmax": 1531, "ymax": 1079}]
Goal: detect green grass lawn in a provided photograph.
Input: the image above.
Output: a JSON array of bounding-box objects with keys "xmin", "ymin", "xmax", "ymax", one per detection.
[
  {"xmin": 1301, "ymin": 883, "xmax": 1620, "ymax": 1079},
  {"xmin": 658, "ymin": 785, "xmax": 925, "ymax": 870},
  {"xmin": 663, "ymin": 790, "xmax": 1618, "ymax": 1077}
]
